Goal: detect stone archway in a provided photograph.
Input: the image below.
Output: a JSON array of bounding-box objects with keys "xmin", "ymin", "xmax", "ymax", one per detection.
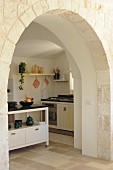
[{"xmin": 0, "ymin": 1, "xmax": 112, "ymax": 169}]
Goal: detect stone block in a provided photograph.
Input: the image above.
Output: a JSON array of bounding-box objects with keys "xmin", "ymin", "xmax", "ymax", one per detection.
[
  {"xmin": 98, "ymin": 145, "xmax": 111, "ymax": 160},
  {"xmin": 0, "ymin": 115, "xmax": 8, "ymax": 148},
  {"xmin": 33, "ymin": 0, "xmax": 48, "ymax": 16},
  {"xmin": 0, "ymin": 146, "xmax": 9, "ymax": 170},
  {"xmin": 97, "ymin": 70, "xmax": 110, "ymax": 86},
  {"xmin": 98, "ymin": 130, "xmax": 111, "ymax": 148},
  {"xmin": 47, "ymin": 0, "xmax": 59, "ymax": 10},
  {"xmin": 97, "ymin": 86, "xmax": 110, "ymax": 105},
  {"xmin": 8, "ymin": 20, "xmax": 25, "ymax": 44},
  {"xmin": 97, "ymin": 104, "xmax": 110, "ymax": 115},
  {"xmin": 59, "ymin": 0, "xmax": 72, "ymax": 10},
  {"xmin": 20, "ymin": 7, "xmax": 36, "ymax": 27},
  {"xmin": 0, "ymin": 39, "xmax": 15, "ymax": 64},
  {"xmin": 98, "ymin": 115, "xmax": 110, "ymax": 131}
]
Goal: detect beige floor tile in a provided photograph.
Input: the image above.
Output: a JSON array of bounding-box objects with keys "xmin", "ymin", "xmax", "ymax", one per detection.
[
  {"xmin": 22, "ymin": 167, "xmax": 36, "ymax": 170},
  {"xmin": 56, "ymin": 161, "xmax": 80, "ymax": 169},
  {"xmin": 70, "ymin": 157, "xmax": 92, "ymax": 164},
  {"xmin": 91, "ymin": 158, "xmax": 113, "ymax": 165},
  {"xmin": 64, "ymin": 151, "xmax": 83, "ymax": 158},
  {"xmin": 11, "ymin": 157, "xmax": 37, "ymax": 166},
  {"xmin": 55, "ymin": 143, "xmax": 73, "ymax": 149},
  {"xmin": 9, "ymin": 161, "xmax": 26, "ymax": 170},
  {"xmin": 49, "ymin": 147, "xmax": 70, "ymax": 154},
  {"xmin": 10, "ymin": 133, "xmax": 113, "ymax": 170},
  {"xmin": 66, "ymin": 164, "xmax": 102, "ymax": 170},
  {"xmin": 49, "ymin": 133, "xmax": 74, "ymax": 146},
  {"xmin": 29, "ymin": 162, "xmax": 55, "ymax": 170},
  {"xmin": 34, "ymin": 152, "xmax": 72, "ymax": 167},
  {"xmin": 22, "ymin": 151, "xmax": 44, "ymax": 160},
  {"xmin": 86, "ymin": 162, "xmax": 113, "ymax": 169},
  {"xmin": 49, "ymin": 141, "xmax": 62, "ymax": 146}
]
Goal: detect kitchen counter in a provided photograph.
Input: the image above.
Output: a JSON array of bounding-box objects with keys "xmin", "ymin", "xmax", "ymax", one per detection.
[
  {"xmin": 41, "ymin": 99, "xmax": 74, "ymax": 103},
  {"xmin": 8, "ymin": 104, "xmax": 48, "ymax": 114},
  {"xmin": 41, "ymin": 95, "xmax": 74, "ymax": 103},
  {"xmin": 8, "ymin": 104, "xmax": 49, "ymax": 151}
]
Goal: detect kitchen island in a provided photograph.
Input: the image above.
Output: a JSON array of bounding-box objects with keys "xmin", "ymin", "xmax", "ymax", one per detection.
[{"xmin": 8, "ymin": 105, "xmax": 49, "ymax": 150}]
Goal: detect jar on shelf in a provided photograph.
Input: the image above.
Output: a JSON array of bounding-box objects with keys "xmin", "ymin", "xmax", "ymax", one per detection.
[{"xmin": 32, "ymin": 65, "xmax": 39, "ymax": 73}]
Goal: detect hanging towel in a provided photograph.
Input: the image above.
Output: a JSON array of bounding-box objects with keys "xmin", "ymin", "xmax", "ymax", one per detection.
[
  {"xmin": 33, "ymin": 77, "xmax": 40, "ymax": 88},
  {"xmin": 41, "ymin": 77, "xmax": 49, "ymax": 90},
  {"xmin": 44, "ymin": 77, "xmax": 49, "ymax": 86}
]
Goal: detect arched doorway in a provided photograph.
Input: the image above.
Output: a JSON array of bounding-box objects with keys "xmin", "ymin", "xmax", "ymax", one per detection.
[{"xmin": 0, "ymin": 1, "xmax": 111, "ymax": 169}]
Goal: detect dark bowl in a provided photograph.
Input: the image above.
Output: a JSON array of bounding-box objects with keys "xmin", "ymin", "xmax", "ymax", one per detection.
[
  {"xmin": 8, "ymin": 101, "xmax": 17, "ymax": 109},
  {"xmin": 19, "ymin": 101, "xmax": 33, "ymax": 107}
]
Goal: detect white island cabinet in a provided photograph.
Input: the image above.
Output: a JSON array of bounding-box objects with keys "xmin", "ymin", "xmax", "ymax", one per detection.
[{"xmin": 8, "ymin": 105, "xmax": 49, "ymax": 151}]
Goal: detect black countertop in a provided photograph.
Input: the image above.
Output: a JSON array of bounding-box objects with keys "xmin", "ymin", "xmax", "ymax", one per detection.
[
  {"xmin": 41, "ymin": 99, "xmax": 74, "ymax": 103},
  {"xmin": 8, "ymin": 104, "xmax": 48, "ymax": 112}
]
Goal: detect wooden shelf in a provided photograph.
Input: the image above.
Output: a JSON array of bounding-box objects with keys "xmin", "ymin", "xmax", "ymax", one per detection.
[
  {"xmin": 22, "ymin": 73, "xmax": 55, "ymax": 76},
  {"xmin": 52, "ymin": 79, "xmax": 68, "ymax": 82}
]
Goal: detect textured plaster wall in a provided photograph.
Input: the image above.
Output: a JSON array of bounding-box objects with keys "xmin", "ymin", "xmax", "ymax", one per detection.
[{"xmin": 0, "ymin": 0, "xmax": 113, "ymax": 169}]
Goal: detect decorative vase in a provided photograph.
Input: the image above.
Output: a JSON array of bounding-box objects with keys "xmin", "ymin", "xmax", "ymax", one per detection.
[{"xmin": 26, "ymin": 116, "xmax": 34, "ymax": 126}]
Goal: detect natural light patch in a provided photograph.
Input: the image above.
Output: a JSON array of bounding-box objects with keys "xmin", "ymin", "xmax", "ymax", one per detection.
[{"xmin": 70, "ymin": 71, "xmax": 74, "ymax": 94}]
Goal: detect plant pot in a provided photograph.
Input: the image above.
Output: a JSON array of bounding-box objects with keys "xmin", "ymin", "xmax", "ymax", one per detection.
[
  {"xmin": 19, "ymin": 62, "xmax": 26, "ymax": 73},
  {"xmin": 54, "ymin": 73, "xmax": 60, "ymax": 80}
]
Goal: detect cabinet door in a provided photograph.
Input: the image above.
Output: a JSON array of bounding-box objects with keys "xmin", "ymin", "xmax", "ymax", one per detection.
[
  {"xmin": 26, "ymin": 125, "xmax": 48, "ymax": 144},
  {"xmin": 57, "ymin": 104, "xmax": 74, "ymax": 131},
  {"xmin": 25, "ymin": 126, "xmax": 41, "ymax": 144},
  {"xmin": 39, "ymin": 124, "xmax": 48, "ymax": 142},
  {"xmin": 9, "ymin": 129, "xmax": 25, "ymax": 148}
]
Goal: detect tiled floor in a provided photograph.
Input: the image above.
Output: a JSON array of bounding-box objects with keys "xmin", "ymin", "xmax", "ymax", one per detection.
[{"xmin": 9, "ymin": 133, "xmax": 113, "ymax": 170}]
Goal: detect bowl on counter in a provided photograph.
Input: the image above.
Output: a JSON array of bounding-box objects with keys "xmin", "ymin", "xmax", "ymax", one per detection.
[
  {"xmin": 8, "ymin": 101, "xmax": 17, "ymax": 109},
  {"xmin": 19, "ymin": 101, "xmax": 33, "ymax": 107}
]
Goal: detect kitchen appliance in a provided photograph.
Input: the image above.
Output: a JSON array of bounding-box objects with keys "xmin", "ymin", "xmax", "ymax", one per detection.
[
  {"xmin": 41, "ymin": 94, "xmax": 74, "ymax": 103},
  {"xmin": 41, "ymin": 94, "xmax": 73, "ymax": 126},
  {"xmin": 42, "ymin": 103, "xmax": 57, "ymax": 126}
]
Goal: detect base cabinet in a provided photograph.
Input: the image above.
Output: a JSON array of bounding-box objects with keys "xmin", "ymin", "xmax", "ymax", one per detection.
[
  {"xmin": 57, "ymin": 103, "xmax": 74, "ymax": 131},
  {"xmin": 26, "ymin": 124, "xmax": 47, "ymax": 144},
  {"xmin": 9, "ymin": 129, "xmax": 25, "ymax": 149},
  {"xmin": 9, "ymin": 124, "xmax": 48, "ymax": 150}
]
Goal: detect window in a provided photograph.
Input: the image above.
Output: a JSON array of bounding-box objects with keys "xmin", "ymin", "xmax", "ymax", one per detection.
[{"xmin": 70, "ymin": 71, "xmax": 74, "ymax": 94}]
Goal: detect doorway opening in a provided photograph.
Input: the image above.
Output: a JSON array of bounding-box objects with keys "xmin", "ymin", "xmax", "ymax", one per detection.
[{"xmin": 8, "ymin": 20, "xmax": 77, "ymax": 147}]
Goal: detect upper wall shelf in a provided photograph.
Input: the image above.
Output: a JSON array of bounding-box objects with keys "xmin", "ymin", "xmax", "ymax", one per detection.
[
  {"xmin": 52, "ymin": 80, "xmax": 69, "ymax": 82},
  {"xmin": 22, "ymin": 73, "xmax": 55, "ymax": 76}
]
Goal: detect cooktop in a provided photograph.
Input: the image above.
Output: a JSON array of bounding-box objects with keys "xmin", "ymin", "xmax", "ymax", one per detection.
[{"xmin": 41, "ymin": 95, "xmax": 74, "ymax": 103}]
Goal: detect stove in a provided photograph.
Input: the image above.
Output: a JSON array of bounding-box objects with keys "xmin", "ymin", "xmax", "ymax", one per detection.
[{"xmin": 41, "ymin": 95, "xmax": 74, "ymax": 103}]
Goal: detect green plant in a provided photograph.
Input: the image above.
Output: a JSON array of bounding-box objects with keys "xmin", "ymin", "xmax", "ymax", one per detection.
[
  {"xmin": 18, "ymin": 62, "xmax": 26, "ymax": 90},
  {"xmin": 19, "ymin": 73, "xmax": 24, "ymax": 90}
]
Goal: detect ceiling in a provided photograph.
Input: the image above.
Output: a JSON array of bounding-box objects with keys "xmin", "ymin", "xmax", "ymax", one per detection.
[{"xmin": 13, "ymin": 20, "xmax": 64, "ymax": 59}]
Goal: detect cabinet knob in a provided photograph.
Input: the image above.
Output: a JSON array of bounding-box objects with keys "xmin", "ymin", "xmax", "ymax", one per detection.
[
  {"xmin": 11, "ymin": 133, "xmax": 15, "ymax": 135},
  {"xmin": 64, "ymin": 107, "xmax": 66, "ymax": 111},
  {"xmin": 35, "ymin": 128, "xmax": 39, "ymax": 131}
]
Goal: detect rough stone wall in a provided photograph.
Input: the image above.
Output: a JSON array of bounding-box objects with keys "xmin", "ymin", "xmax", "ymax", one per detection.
[{"xmin": 0, "ymin": 0, "xmax": 113, "ymax": 169}]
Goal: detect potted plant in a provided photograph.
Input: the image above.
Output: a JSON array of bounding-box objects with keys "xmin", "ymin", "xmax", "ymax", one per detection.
[
  {"xmin": 18, "ymin": 62, "xmax": 26, "ymax": 90},
  {"xmin": 53, "ymin": 67, "xmax": 60, "ymax": 80}
]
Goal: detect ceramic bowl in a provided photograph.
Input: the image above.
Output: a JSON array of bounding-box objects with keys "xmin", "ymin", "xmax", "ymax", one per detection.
[{"xmin": 19, "ymin": 101, "xmax": 33, "ymax": 107}]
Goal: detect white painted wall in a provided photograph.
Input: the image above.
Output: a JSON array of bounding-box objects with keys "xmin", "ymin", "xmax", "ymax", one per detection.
[
  {"xmin": 52, "ymin": 52, "xmax": 70, "ymax": 96},
  {"xmin": 35, "ymin": 14, "xmax": 97, "ymax": 157},
  {"xmin": 9, "ymin": 14, "xmax": 98, "ymax": 158},
  {"xmin": 9, "ymin": 52, "xmax": 70, "ymax": 103}
]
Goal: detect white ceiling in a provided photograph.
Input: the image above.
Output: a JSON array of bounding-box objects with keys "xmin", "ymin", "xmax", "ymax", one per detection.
[{"xmin": 13, "ymin": 20, "xmax": 64, "ymax": 59}]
